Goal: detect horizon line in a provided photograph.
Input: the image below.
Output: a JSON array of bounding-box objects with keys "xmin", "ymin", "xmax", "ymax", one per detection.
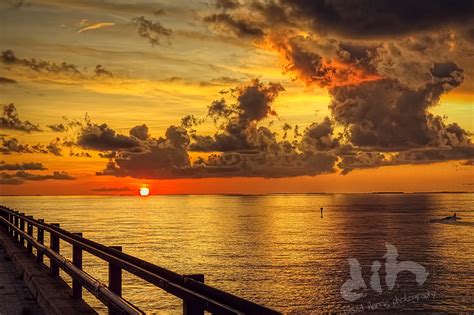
[{"xmin": 1, "ymin": 191, "xmax": 473, "ymax": 197}]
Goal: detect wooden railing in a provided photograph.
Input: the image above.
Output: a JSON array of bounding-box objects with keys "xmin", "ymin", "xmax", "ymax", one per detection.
[{"xmin": 0, "ymin": 206, "xmax": 280, "ymax": 315}]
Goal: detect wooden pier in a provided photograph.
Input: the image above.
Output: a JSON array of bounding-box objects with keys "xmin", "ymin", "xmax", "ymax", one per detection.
[{"xmin": 0, "ymin": 205, "xmax": 280, "ymax": 315}]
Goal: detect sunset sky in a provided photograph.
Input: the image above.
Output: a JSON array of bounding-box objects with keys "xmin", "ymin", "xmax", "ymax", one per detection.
[{"xmin": 0, "ymin": 0, "xmax": 473, "ymax": 195}]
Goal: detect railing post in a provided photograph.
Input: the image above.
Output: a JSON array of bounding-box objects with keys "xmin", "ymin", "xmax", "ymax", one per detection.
[
  {"xmin": 183, "ymin": 274, "xmax": 205, "ymax": 315},
  {"xmin": 8, "ymin": 212, "xmax": 13, "ymax": 237},
  {"xmin": 13, "ymin": 212, "xmax": 19, "ymax": 242},
  {"xmin": 72, "ymin": 232, "xmax": 83, "ymax": 299},
  {"xmin": 108, "ymin": 246, "xmax": 122, "ymax": 315},
  {"xmin": 37, "ymin": 219, "xmax": 44, "ymax": 264},
  {"xmin": 19, "ymin": 213, "xmax": 25, "ymax": 247},
  {"xmin": 50, "ymin": 223, "xmax": 60, "ymax": 277},
  {"xmin": 26, "ymin": 216, "xmax": 33, "ymax": 254}
]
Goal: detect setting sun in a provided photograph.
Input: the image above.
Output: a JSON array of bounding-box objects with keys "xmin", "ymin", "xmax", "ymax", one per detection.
[{"xmin": 139, "ymin": 187, "xmax": 150, "ymax": 197}]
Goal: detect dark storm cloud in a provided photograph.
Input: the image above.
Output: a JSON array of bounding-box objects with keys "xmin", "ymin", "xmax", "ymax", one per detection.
[
  {"xmin": 393, "ymin": 146, "xmax": 474, "ymax": 164},
  {"xmin": 328, "ymin": 61, "xmax": 466, "ymax": 150},
  {"xmin": 337, "ymin": 149, "xmax": 388, "ymax": 175},
  {"xmin": 0, "ymin": 161, "xmax": 46, "ymax": 171},
  {"xmin": 191, "ymin": 79, "xmax": 284, "ymax": 152},
  {"xmin": 129, "ymin": 124, "xmax": 149, "ymax": 140},
  {"xmin": 264, "ymin": 29, "xmax": 473, "ymax": 162},
  {"xmin": 77, "ymin": 122, "xmax": 141, "ymax": 151},
  {"xmin": 336, "ymin": 144, "xmax": 474, "ymax": 174},
  {"xmin": 0, "ymin": 170, "xmax": 75, "ymax": 185},
  {"xmin": 0, "ymin": 77, "xmax": 17, "ymax": 84},
  {"xmin": 78, "ymin": 1, "xmax": 472, "ymax": 179},
  {"xmin": 235, "ymin": 80, "xmax": 284, "ymax": 121},
  {"xmin": 86, "ymin": 69, "xmax": 471, "ymax": 179},
  {"xmin": 1, "ymin": 103, "xmax": 41, "ymax": 133},
  {"xmin": 131, "ymin": 16, "xmax": 172, "ymax": 46},
  {"xmin": 300, "ymin": 117, "xmax": 340, "ymax": 151},
  {"xmin": 267, "ymin": 33, "xmax": 381, "ymax": 88},
  {"xmin": 98, "ymin": 134, "xmax": 337, "ymax": 179},
  {"xmin": 95, "ymin": 80, "xmax": 338, "ymax": 179},
  {"xmin": 246, "ymin": 0, "xmax": 474, "ymax": 38},
  {"xmin": 97, "ymin": 125, "xmax": 192, "ymax": 179},
  {"xmin": 203, "ymin": 13, "xmax": 264, "ymax": 39}
]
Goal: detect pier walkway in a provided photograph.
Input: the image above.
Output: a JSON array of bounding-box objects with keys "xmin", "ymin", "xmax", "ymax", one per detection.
[
  {"xmin": 0, "ymin": 205, "xmax": 280, "ymax": 314},
  {"xmin": 0, "ymin": 244, "xmax": 44, "ymax": 315}
]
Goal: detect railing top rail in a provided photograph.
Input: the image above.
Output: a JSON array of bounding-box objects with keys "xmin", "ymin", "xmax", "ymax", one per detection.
[
  {"xmin": 1, "ymin": 217, "xmax": 142, "ymax": 314},
  {"xmin": 0, "ymin": 205, "xmax": 279, "ymax": 315}
]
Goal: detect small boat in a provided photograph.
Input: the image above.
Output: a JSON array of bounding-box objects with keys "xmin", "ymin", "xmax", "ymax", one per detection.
[
  {"xmin": 442, "ymin": 215, "xmax": 461, "ymax": 221},
  {"xmin": 430, "ymin": 213, "xmax": 462, "ymax": 223}
]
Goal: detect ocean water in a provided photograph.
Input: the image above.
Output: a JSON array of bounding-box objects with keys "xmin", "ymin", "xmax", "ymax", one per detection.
[{"xmin": 0, "ymin": 193, "xmax": 473, "ymax": 314}]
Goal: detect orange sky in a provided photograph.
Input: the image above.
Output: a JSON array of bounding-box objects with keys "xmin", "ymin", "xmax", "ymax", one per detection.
[{"xmin": 0, "ymin": 0, "xmax": 473, "ymax": 195}]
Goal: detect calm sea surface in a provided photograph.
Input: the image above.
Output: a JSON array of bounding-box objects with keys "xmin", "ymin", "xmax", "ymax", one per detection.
[{"xmin": 1, "ymin": 194, "xmax": 473, "ymax": 314}]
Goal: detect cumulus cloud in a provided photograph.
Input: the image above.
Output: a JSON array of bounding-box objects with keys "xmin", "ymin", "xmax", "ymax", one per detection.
[
  {"xmin": 337, "ymin": 145, "xmax": 474, "ymax": 174},
  {"xmin": 1, "ymin": 50, "xmax": 115, "ymax": 80},
  {"xmin": 94, "ymin": 65, "xmax": 113, "ymax": 77},
  {"xmin": 0, "ymin": 171, "xmax": 75, "ymax": 185},
  {"xmin": 47, "ymin": 123, "xmax": 68, "ymax": 132},
  {"xmin": 69, "ymin": 150, "xmax": 92, "ymax": 158},
  {"xmin": 77, "ymin": 122, "xmax": 141, "ymax": 151},
  {"xmin": 328, "ymin": 73, "xmax": 465, "ymax": 150},
  {"xmin": 90, "ymin": 71, "xmax": 472, "ymax": 179},
  {"xmin": 129, "ymin": 124, "xmax": 149, "ymax": 140},
  {"xmin": 0, "ymin": 137, "xmax": 67, "ymax": 156},
  {"xmin": 191, "ymin": 79, "xmax": 284, "ymax": 152},
  {"xmin": 300, "ymin": 117, "xmax": 340, "ymax": 151},
  {"xmin": 0, "ymin": 137, "xmax": 43, "ymax": 154},
  {"xmin": 131, "ymin": 16, "xmax": 172, "ymax": 46},
  {"xmin": 91, "ymin": 80, "xmax": 339, "ymax": 179},
  {"xmin": 202, "ymin": 1, "xmax": 473, "ymax": 176},
  {"xmin": 1, "ymin": 103, "xmax": 41, "ymax": 133},
  {"xmin": 337, "ymin": 149, "xmax": 389, "ymax": 175},
  {"xmin": 46, "ymin": 138, "xmax": 63, "ymax": 156},
  {"xmin": 1, "ymin": 50, "xmax": 81, "ymax": 76},
  {"xmin": 47, "ymin": 117, "xmax": 83, "ymax": 133},
  {"xmin": 0, "ymin": 161, "xmax": 46, "ymax": 171}
]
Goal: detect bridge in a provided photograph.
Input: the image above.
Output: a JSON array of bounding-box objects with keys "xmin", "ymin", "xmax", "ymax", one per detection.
[{"xmin": 0, "ymin": 205, "xmax": 280, "ymax": 314}]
